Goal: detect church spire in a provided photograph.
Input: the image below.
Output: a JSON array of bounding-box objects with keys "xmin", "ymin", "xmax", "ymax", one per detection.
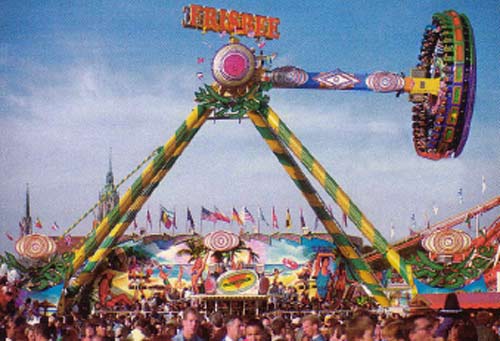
[
  {"xmin": 106, "ymin": 147, "xmax": 114, "ymax": 187},
  {"xmin": 22, "ymin": 183, "xmax": 33, "ymax": 236}
]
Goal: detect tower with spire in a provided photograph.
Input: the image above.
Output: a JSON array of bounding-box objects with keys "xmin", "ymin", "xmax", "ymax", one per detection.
[
  {"xmin": 20, "ymin": 183, "xmax": 33, "ymax": 236},
  {"xmin": 96, "ymin": 149, "xmax": 120, "ymax": 223}
]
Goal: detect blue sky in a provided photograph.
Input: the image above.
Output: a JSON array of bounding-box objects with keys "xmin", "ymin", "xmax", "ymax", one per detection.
[{"xmin": 1, "ymin": 1, "xmax": 499, "ymax": 253}]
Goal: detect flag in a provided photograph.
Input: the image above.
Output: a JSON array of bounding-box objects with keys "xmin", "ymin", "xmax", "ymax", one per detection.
[
  {"xmin": 464, "ymin": 213, "xmax": 472, "ymax": 229},
  {"xmin": 314, "ymin": 216, "xmax": 319, "ymax": 230},
  {"xmin": 342, "ymin": 212, "xmax": 348, "ymax": 228},
  {"xmin": 258, "ymin": 207, "xmax": 270, "ymax": 227},
  {"xmin": 432, "ymin": 203, "xmax": 439, "ymax": 215},
  {"xmin": 64, "ymin": 234, "xmax": 72, "ymax": 246},
  {"xmin": 196, "ymin": 72, "xmax": 204, "ymax": 80},
  {"xmin": 409, "ymin": 228, "xmax": 417, "ymax": 236},
  {"xmin": 5, "ymin": 232, "xmax": 14, "ymax": 241},
  {"xmin": 285, "ymin": 208, "xmax": 292, "ymax": 229},
  {"xmin": 187, "ymin": 207, "xmax": 195, "ymax": 230},
  {"xmin": 133, "ymin": 218, "xmax": 138, "ymax": 229},
  {"xmin": 201, "ymin": 206, "xmax": 218, "ymax": 223},
  {"xmin": 160, "ymin": 206, "xmax": 175, "ymax": 229},
  {"xmin": 424, "ymin": 212, "xmax": 430, "ymax": 229},
  {"xmin": 35, "ymin": 217, "xmax": 42, "ymax": 229},
  {"xmin": 482, "ymin": 176, "xmax": 487, "ymax": 194},
  {"xmin": 51, "ymin": 222, "xmax": 60, "ymax": 231},
  {"xmin": 197, "ymin": 57, "xmax": 204, "ymax": 64},
  {"xmin": 390, "ymin": 221, "xmax": 395, "ymax": 240},
  {"xmin": 299, "ymin": 208, "xmax": 306, "ymax": 228},
  {"xmin": 410, "ymin": 213, "xmax": 416, "ymax": 228},
  {"xmin": 272, "ymin": 206, "xmax": 279, "ymax": 229},
  {"xmin": 146, "ymin": 209, "xmax": 153, "ymax": 229},
  {"xmin": 214, "ymin": 207, "xmax": 231, "ymax": 223},
  {"xmin": 458, "ymin": 188, "xmax": 463, "ymax": 204},
  {"xmin": 232, "ymin": 207, "xmax": 244, "ymax": 226},
  {"xmin": 243, "ymin": 207, "xmax": 255, "ymax": 224}
]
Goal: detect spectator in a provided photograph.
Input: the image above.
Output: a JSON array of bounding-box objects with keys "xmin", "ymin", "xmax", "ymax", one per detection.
[
  {"xmin": 223, "ymin": 316, "xmax": 243, "ymax": 341},
  {"xmin": 173, "ymin": 307, "xmax": 205, "ymax": 341},
  {"xmin": 346, "ymin": 315, "xmax": 374, "ymax": 341},
  {"xmin": 301, "ymin": 315, "xmax": 325, "ymax": 341}
]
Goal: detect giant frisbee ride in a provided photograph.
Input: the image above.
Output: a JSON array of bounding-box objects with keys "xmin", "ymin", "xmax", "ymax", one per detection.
[{"xmin": 42, "ymin": 6, "xmax": 477, "ymax": 313}]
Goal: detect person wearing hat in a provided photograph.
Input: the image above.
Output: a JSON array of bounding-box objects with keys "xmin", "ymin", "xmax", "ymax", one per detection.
[{"xmin": 434, "ymin": 292, "xmax": 466, "ymax": 341}]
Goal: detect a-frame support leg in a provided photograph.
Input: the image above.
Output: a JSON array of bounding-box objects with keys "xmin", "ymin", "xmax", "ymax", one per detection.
[
  {"xmin": 248, "ymin": 110, "xmax": 390, "ymax": 307},
  {"xmin": 58, "ymin": 105, "xmax": 211, "ymax": 313},
  {"xmin": 257, "ymin": 106, "xmax": 414, "ymax": 289}
]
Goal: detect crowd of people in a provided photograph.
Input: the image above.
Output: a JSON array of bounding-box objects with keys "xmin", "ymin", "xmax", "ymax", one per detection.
[{"xmin": 1, "ymin": 292, "xmax": 500, "ymax": 341}]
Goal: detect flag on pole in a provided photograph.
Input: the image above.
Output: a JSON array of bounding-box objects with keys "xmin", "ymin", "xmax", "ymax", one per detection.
[
  {"xmin": 482, "ymin": 176, "xmax": 487, "ymax": 194},
  {"xmin": 5, "ymin": 232, "xmax": 14, "ymax": 241},
  {"xmin": 232, "ymin": 207, "xmax": 244, "ymax": 226},
  {"xmin": 214, "ymin": 207, "xmax": 231, "ymax": 223},
  {"xmin": 201, "ymin": 206, "xmax": 218, "ymax": 223},
  {"xmin": 285, "ymin": 208, "xmax": 292, "ymax": 229},
  {"xmin": 342, "ymin": 212, "xmax": 348, "ymax": 228},
  {"xmin": 160, "ymin": 205, "xmax": 175, "ymax": 229},
  {"xmin": 51, "ymin": 222, "xmax": 60, "ymax": 231},
  {"xmin": 464, "ymin": 213, "xmax": 472, "ymax": 229},
  {"xmin": 243, "ymin": 207, "xmax": 255, "ymax": 224},
  {"xmin": 146, "ymin": 209, "xmax": 153, "ymax": 230},
  {"xmin": 410, "ymin": 213, "xmax": 416, "ymax": 229},
  {"xmin": 432, "ymin": 202, "xmax": 439, "ymax": 216},
  {"xmin": 458, "ymin": 188, "xmax": 463, "ymax": 204},
  {"xmin": 258, "ymin": 207, "xmax": 270, "ymax": 227},
  {"xmin": 187, "ymin": 207, "xmax": 195, "ymax": 230},
  {"xmin": 314, "ymin": 216, "xmax": 319, "ymax": 230},
  {"xmin": 272, "ymin": 206, "xmax": 279, "ymax": 229},
  {"xmin": 299, "ymin": 208, "xmax": 306, "ymax": 228},
  {"xmin": 35, "ymin": 217, "xmax": 43, "ymax": 229}
]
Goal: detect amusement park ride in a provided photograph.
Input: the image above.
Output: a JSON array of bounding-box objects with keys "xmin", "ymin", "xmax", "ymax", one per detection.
[{"xmin": 3, "ymin": 5, "xmax": 497, "ymax": 315}]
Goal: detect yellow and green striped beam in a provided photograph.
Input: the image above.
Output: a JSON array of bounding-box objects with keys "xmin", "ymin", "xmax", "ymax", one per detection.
[
  {"xmin": 67, "ymin": 105, "xmax": 211, "ymax": 280},
  {"xmin": 59, "ymin": 106, "xmax": 210, "ymax": 313},
  {"xmin": 248, "ymin": 110, "xmax": 389, "ymax": 306},
  {"xmin": 259, "ymin": 106, "xmax": 412, "ymax": 287}
]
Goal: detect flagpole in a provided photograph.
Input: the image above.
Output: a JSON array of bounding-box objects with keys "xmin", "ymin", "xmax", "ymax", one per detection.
[
  {"xmin": 257, "ymin": 207, "xmax": 261, "ymax": 234},
  {"xmin": 475, "ymin": 214, "xmax": 479, "ymax": 238}
]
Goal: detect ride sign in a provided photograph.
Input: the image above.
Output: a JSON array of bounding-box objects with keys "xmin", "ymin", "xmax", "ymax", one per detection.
[{"xmin": 182, "ymin": 4, "xmax": 280, "ymax": 39}]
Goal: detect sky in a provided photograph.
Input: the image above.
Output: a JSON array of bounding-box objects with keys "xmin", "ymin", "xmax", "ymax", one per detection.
[{"xmin": 1, "ymin": 1, "xmax": 499, "ymax": 254}]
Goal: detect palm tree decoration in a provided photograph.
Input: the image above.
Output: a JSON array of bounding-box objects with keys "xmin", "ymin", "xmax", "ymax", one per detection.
[{"xmin": 176, "ymin": 236, "xmax": 208, "ymax": 263}]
